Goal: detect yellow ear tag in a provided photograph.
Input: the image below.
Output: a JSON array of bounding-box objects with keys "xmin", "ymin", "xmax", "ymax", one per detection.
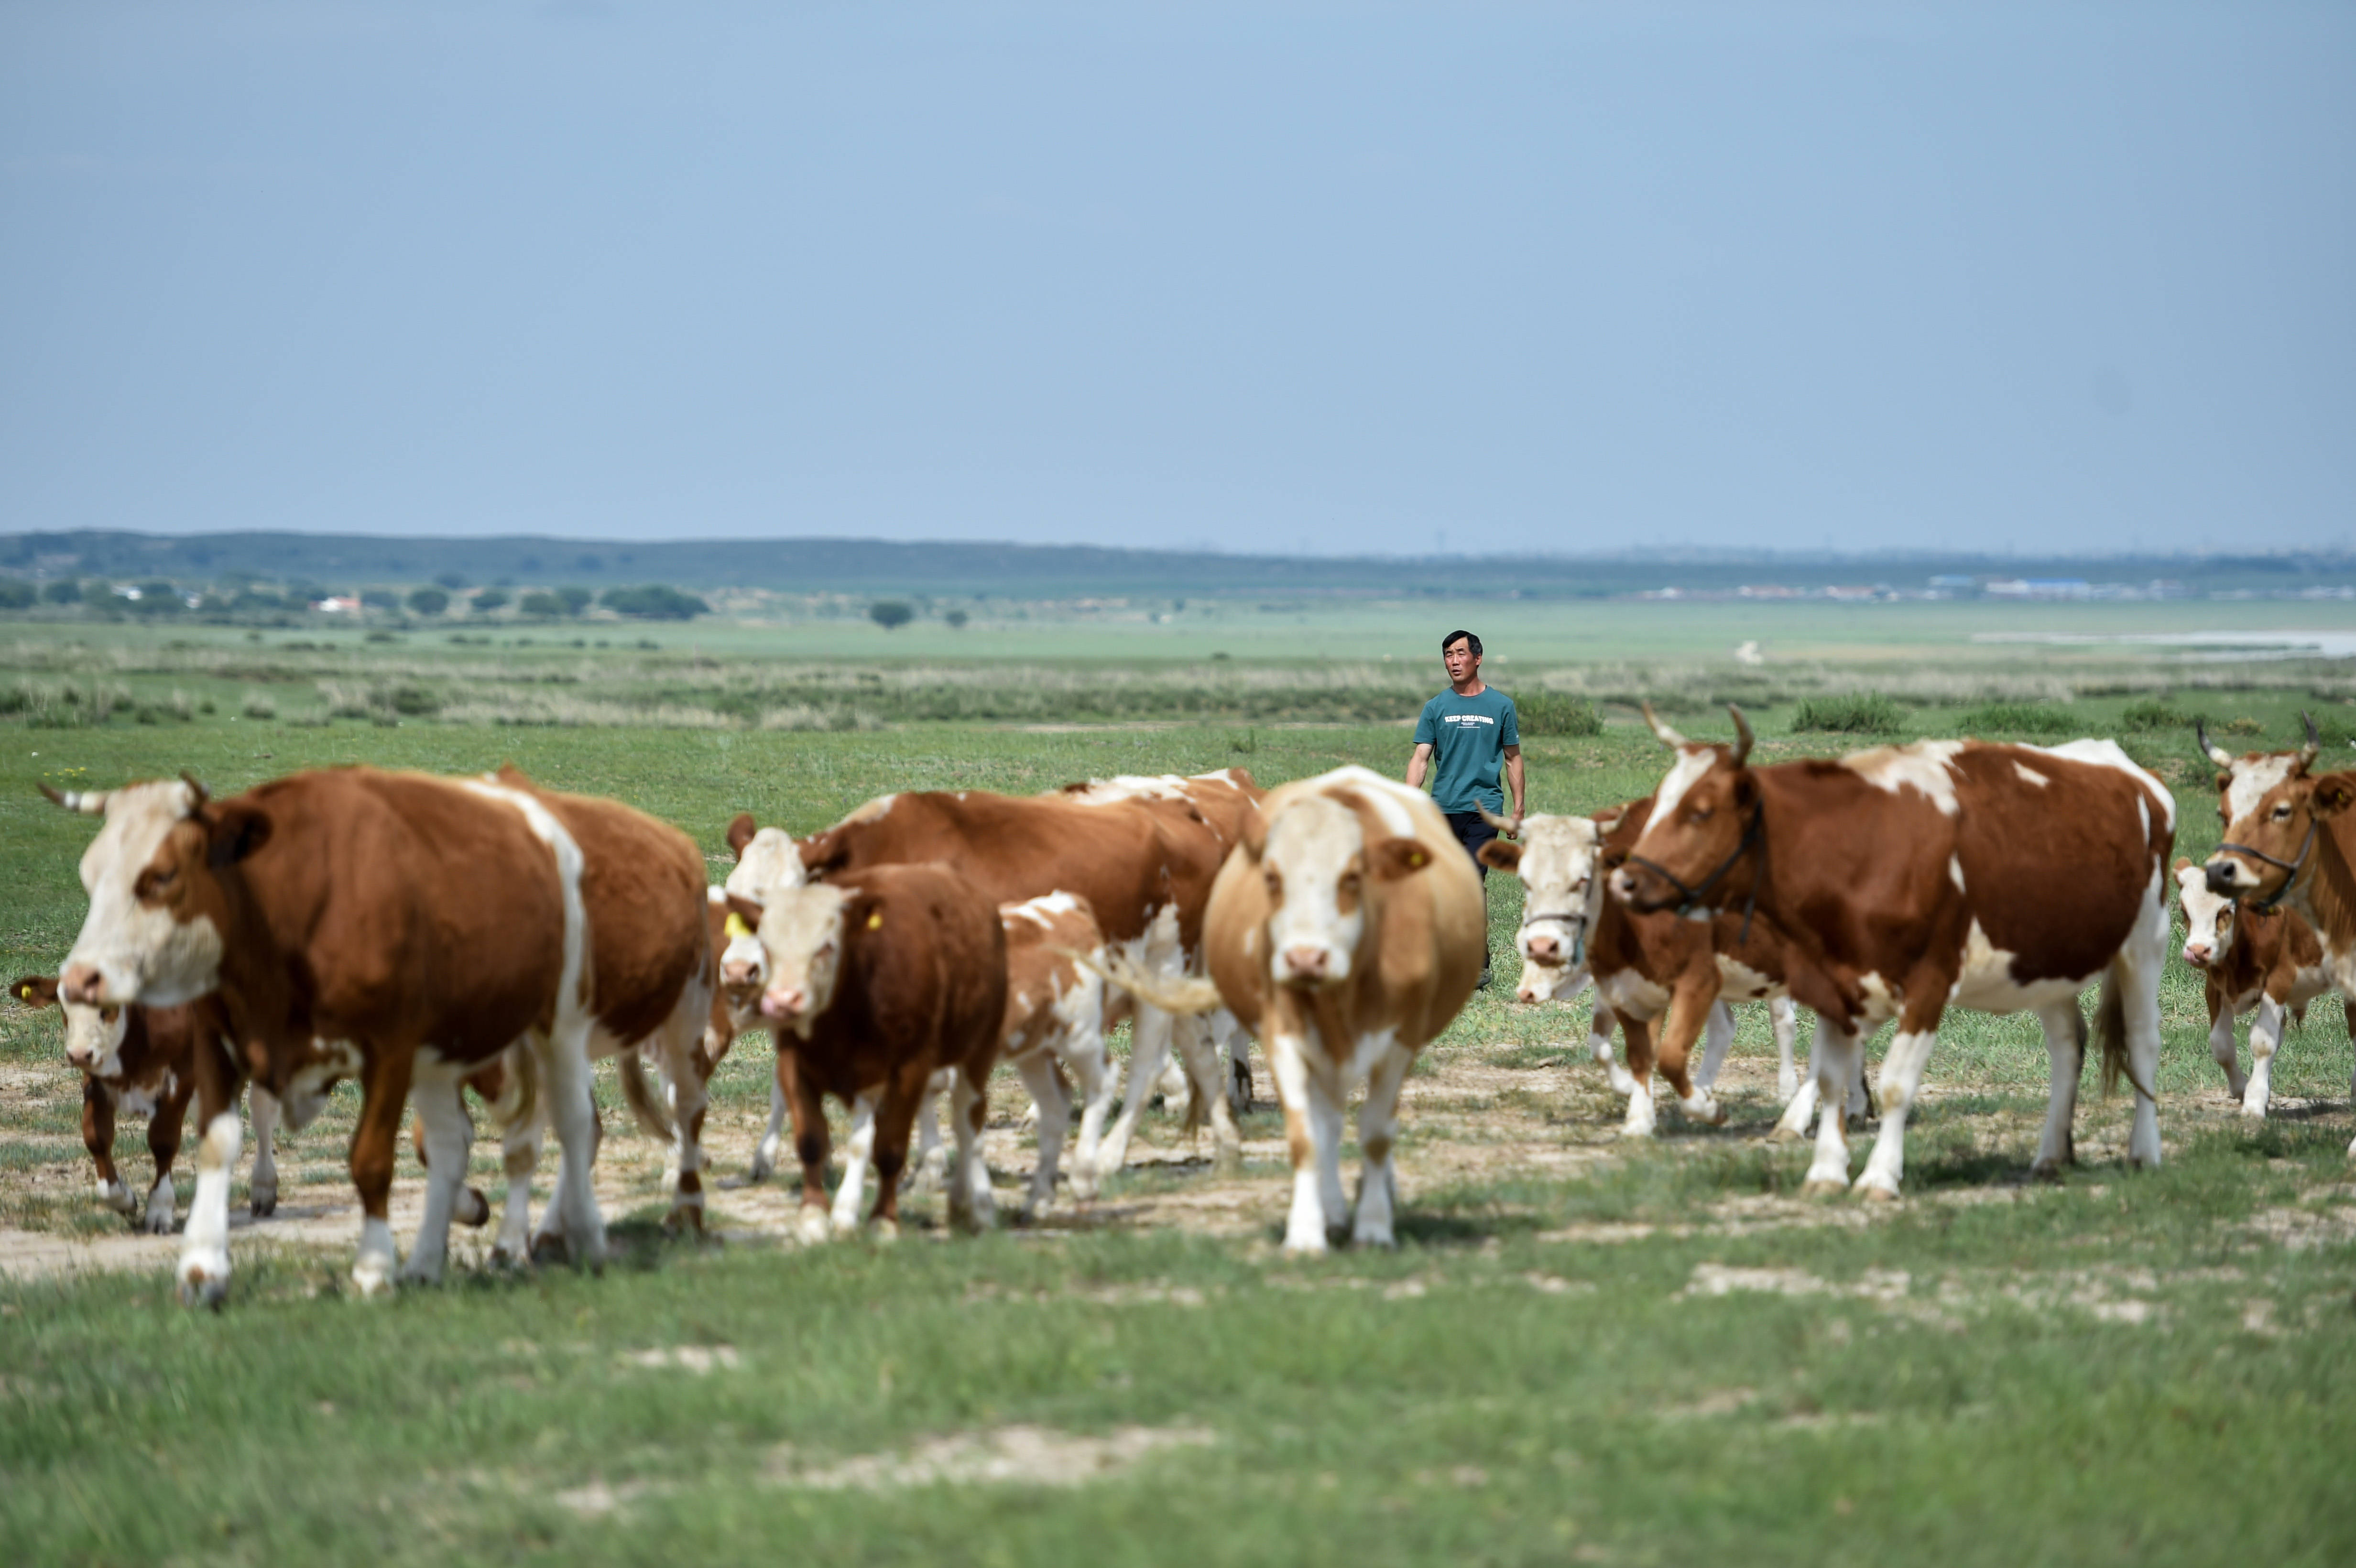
[
  {"xmin": 866, "ymin": 911, "xmax": 884, "ymax": 930},
  {"xmin": 724, "ymin": 913, "xmax": 753, "ymax": 940},
  {"xmin": 1408, "ymin": 850, "xmax": 1427, "ymax": 868},
  {"xmin": 14, "ymin": 984, "xmax": 30, "ymax": 1001}
]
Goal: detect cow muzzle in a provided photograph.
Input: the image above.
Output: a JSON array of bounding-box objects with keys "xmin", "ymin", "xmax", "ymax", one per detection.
[
  {"xmin": 760, "ymin": 984, "xmax": 808, "ymax": 1022},
  {"xmin": 1609, "ymin": 864, "xmax": 1673, "ymax": 912},
  {"xmin": 60, "ymin": 964, "xmax": 106, "ymax": 1007},
  {"xmin": 1278, "ymin": 945, "xmax": 1334, "ymax": 984},
  {"xmin": 2204, "ymin": 856, "xmax": 2261, "ymax": 898},
  {"xmin": 2181, "ymin": 941, "xmax": 2213, "ymax": 969}
]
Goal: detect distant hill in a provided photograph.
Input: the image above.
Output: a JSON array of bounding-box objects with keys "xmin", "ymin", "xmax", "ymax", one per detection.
[{"xmin": 1, "ymin": 528, "xmax": 2348, "ymax": 599}]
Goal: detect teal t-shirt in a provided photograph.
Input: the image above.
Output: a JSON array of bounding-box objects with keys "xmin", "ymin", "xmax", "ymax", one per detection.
[{"xmin": 1413, "ymin": 686, "xmax": 1520, "ymax": 814}]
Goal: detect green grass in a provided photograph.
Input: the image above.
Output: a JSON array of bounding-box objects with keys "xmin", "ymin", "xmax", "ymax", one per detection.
[
  {"xmin": 5, "ymin": 614, "xmax": 2356, "ymax": 1563},
  {"xmin": 1789, "ymin": 691, "xmax": 1905, "ymax": 734}
]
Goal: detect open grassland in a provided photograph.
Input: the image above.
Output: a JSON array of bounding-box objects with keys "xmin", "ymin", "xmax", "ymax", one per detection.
[{"xmin": 4, "ymin": 610, "xmax": 2356, "ymax": 1566}]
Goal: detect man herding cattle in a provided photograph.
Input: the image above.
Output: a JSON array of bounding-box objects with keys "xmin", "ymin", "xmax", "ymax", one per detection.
[{"xmin": 1406, "ymin": 629, "xmax": 1524, "ymax": 987}]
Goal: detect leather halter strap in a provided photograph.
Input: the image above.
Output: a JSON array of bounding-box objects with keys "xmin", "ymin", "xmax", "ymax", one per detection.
[
  {"xmin": 1621, "ymin": 803, "xmax": 1766, "ymax": 943},
  {"xmin": 1518, "ymin": 906, "xmax": 1591, "ymax": 968},
  {"xmin": 2217, "ymin": 818, "xmax": 2317, "ymax": 913}
]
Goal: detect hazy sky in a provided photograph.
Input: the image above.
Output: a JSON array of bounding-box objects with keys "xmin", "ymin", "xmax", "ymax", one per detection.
[{"xmin": 3, "ymin": 2, "xmax": 2350, "ymax": 556}]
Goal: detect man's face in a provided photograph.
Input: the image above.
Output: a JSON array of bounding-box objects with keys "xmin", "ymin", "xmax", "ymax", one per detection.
[{"xmin": 1443, "ymin": 638, "xmax": 1479, "ymax": 684}]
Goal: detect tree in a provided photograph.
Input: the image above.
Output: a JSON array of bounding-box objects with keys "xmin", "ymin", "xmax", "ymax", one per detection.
[
  {"xmin": 0, "ymin": 580, "xmax": 36, "ymax": 611},
  {"xmin": 518, "ymin": 591, "xmax": 567, "ymax": 618},
  {"xmin": 944, "ymin": 608, "xmax": 969, "ymax": 629},
  {"xmin": 869, "ymin": 599, "xmax": 914, "ymax": 631},
  {"xmin": 557, "ymin": 586, "xmax": 593, "ymax": 615},
  {"xmin": 470, "ymin": 588, "xmax": 509, "ymax": 612},
  {"xmin": 406, "ymin": 587, "xmax": 450, "ymax": 616},
  {"xmin": 360, "ymin": 589, "xmax": 400, "ymax": 611},
  {"xmin": 42, "ymin": 579, "xmax": 80, "ymax": 604},
  {"xmin": 601, "ymin": 585, "xmax": 709, "ymax": 620},
  {"xmin": 434, "ymin": 571, "xmax": 469, "ymax": 590}
]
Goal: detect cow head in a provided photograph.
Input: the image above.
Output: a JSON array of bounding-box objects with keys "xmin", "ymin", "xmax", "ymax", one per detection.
[
  {"xmin": 737, "ymin": 886, "xmax": 854, "ymax": 1040},
  {"xmin": 11, "ymin": 974, "xmax": 134, "ymax": 1076},
  {"xmin": 2203, "ymin": 714, "xmax": 2345, "ymax": 906},
  {"xmin": 722, "ymin": 813, "xmax": 807, "ymax": 903},
  {"xmin": 1477, "ymin": 811, "xmax": 1604, "ymax": 998},
  {"xmin": 47, "ymin": 777, "xmax": 272, "ymax": 1009},
  {"xmin": 712, "ymin": 888, "xmax": 772, "ymax": 1011},
  {"xmin": 1250, "ymin": 792, "xmax": 1435, "ymax": 989},
  {"xmin": 2173, "ymin": 858, "xmax": 2238, "ymax": 969},
  {"xmin": 1610, "ymin": 705, "xmax": 1757, "ymax": 916}
]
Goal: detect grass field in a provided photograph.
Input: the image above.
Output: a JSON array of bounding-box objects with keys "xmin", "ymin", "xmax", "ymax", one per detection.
[{"xmin": 4, "ymin": 607, "xmax": 2355, "ymax": 1566}]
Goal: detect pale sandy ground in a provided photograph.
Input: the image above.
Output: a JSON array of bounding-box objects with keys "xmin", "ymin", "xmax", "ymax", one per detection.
[{"xmin": 0, "ymin": 1040, "xmax": 2345, "ymax": 1289}]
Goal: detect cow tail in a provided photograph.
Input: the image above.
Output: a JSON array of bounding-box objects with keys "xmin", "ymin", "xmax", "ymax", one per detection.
[
  {"xmin": 1055, "ymin": 946, "xmax": 1222, "ymax": 1016},
  {"xmin": 618, "ymin": 1048, "xmax": 676, "ymax": 1141},
  {"xmin": 488, "ymin": 1043, "xmax": 538, "ymax": 1136},
  {"xmin": 2094, "ymin": 972, "xmax": 2130, "ymax": 1099}
]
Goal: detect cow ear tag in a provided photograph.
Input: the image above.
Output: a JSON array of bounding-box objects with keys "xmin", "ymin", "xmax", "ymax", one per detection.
[
  {"xmin": 1407, "ymin": 849, "xmax": 1427, "ymax": 868},
  {"xmin": 866, "ymin": 911, "xmax": 884, "ymax": 930},
  {"xmin": 724, "ymin": 913, "xmax": 753, "ymax": 940}
]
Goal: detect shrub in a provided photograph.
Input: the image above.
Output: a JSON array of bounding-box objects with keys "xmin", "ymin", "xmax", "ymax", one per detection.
[
  {"xmin": 231, "ymin": 589, "xmax": 284, "ymax": 612},
  {"xmin": 2119, "ymin": 698, "xmax": 2196, "ymax": 732},
  {"xmin": 360, "ymin": 589, "xmax": 400, "ymax": 611},
  {"xmin": 602, "ymin": 585, "xmax": 709, "ymax": 620},
  {"xmin": 470, "ymin": 588, "xmax": 510, "ymax": 612},
  {"xmin": 40, "ymin": 580, "xmax": 79, "ymax": 605},
  {"xmin": 434, "ymin": 571, "xmax": 468, "ymax": 590},
  {"xmin": 131, "ymin": 582, "xmax": 183, "ymax": 616},
  {"xmin": 0, "ymin": 580, "xmax": 34, "ymax": 611},
  {"xmin": 1791, "ymin": 692, "xmax": 1905, "ymax": 733},
  {"xmin": 1954, "ymin": 701, "xmax": 2074, "ymax": 736},
  {"xmin": 241, "ymin": 690, "xmax": 277, "ymax": 719},
  {"xmin": 406, "ymin": 588, "xmax": 449, "ymax": 616},
  {"xmin": 557, "ymin": 586, "xmax": 593, "ymax": 614},
  {"xmin": 518, "ymin": 591, "xmax": 567, "ymax": 618},
  {"xmin": 945, "ymin": 609, "xmax": 970, "ymax": 629},
  {"xmin": 868, "ymin": 600, "xmax": 915, "ymax": 631},
  {"xmin": 1515, "ymin": 691, "xmax": 1604, "ymax": 737}
]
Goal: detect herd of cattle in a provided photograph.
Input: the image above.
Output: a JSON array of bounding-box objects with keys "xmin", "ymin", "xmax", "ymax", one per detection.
[{"xmin": 13, "ymin": 707, "xmax": 2356, "ymax": 1307}]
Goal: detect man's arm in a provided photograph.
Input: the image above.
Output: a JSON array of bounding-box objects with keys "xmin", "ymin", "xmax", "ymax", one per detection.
[
  {"xmin": 1406, "ymin": 741, "xmax": 1434, "ymax": 791},
  {"xmin": 1503, "ymin": 745, "xmax": 1525, "ymax": 831}
]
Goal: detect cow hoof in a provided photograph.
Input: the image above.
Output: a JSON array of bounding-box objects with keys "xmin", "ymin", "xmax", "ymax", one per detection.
[
  {"xmin": 1350, "ymin": 1226, "xmax": 1396, "ymax": 1250},
  {"xmin": 1854, "ymin": 1180, "xmax": 1900, "ymax": 1204},
  {"xmin": 455, "ymin": 1187, "xmax": 492, "ymax": 1228},
  {"xmin": 1211, "ymin": 1144, "xmax": 1243, "ymax": 1178},
  {"xmin": 1767, "ymin": 1124, "xmax": 1807, "ymax": 1144},
  {"xmin": 796, "ymin": 1210, "xmax": 832, "ymax": 1245},
  {"xmin": 490, "ymin": 1243, "xmax": 529, "ymax": 1269},
  {"xmin": 177, "ymin": 1265, "xmax": 229, "ymax": 1311},
  {"xmin": 868, "ymin": 1218, "xmax": 900, "ymax": 1243},
  {"xmin": 1778, "ymin": 1073, "xmax": 1799, "ymax": 1101},
  {"xmin": 528, "ymin": 1232, "xmax": 570, "ymax": 1267},
  {"xmin": 142, "ymin": 1208, "xmax": 176, "ymax": 1236},
  {"xmin": 1686, "ymin": 1099, "xmax": 1728, "ymax": 1128},
  {"xmin": 248, "ymin": 1193, "xmax": 277, "ymax": 1220},
  {"xmin": 1799, "ymin": 1179, "xmax": 1847, "ymax": 1199},
  {"xmin": 747, "ymin": 1154, "xmax": 774, "ymax": 1184},
  {"xmin": 2028, "ymin": 1158, "xmax": 2065, "ymax": 1183},
  {"xmin": 1282, "ymin": 1236, "xmax": 1330, "ymax": 1257},
  {"xmin": 351, "ymin": 1261, "xmax": 396, "ymax": 1296},
  {"xmin": 395, "ymin": 1260, "xmax": 443, "ymax": 1287}
]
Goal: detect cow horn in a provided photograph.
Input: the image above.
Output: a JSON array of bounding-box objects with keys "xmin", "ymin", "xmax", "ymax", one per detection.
[
  {"xmin": 1727, "ymin": 704, "xmax": 1754, "ymax": 767},
  {"xmin": 179, "ymin": 771, "xmax": 210, "ymax": 808},
  {"xmin": 2195, "ymin": 720, "xmax": 2233, "ymax": 769},
  {"xmin": 1475, "ymin": 803, "xmax": 1517, "ymax": 836},
  {"xmin": 1641, "ymin": 702, "xmax": 1688, "ymax": 749},
  {"xmin": 2300, "ymin": 712, "xmax": 2321, "ymax": 770},
  {"xmin": 36, "ymin": 782, "xmax": 108, "ymax": 815}
]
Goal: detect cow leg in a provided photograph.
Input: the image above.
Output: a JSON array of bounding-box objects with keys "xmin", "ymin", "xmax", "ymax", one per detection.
[
  {"xmin": 2242, "ymin": 997, "xmax": 2284, "ymax": 1120},
  {"xmin": 1350, "ymin": 1041, "xmax": 1414, "ymax": 1249},
  {"xmin": 653, "ymin": 1013, "xmax": 711, "ymax": 1234},
  {"xmin": 1800, "ymin": 1017, "xmax": 1863, "ymax": 1195},
  {"xmin": 1215, "ymin": 1008, "xmax": 1254, "ymax": 1116},
  {"xmin": 946, "ymin": 1062, "xmax": 997, "ymax": 1235},
  {"xmin": 141, "ymin": 1077, "xmax": 193, "ymax": 1234},
  {"xmin": 1093, "ymin": 1002, "xmax": 1177, "ymax": 1182},
  {"xmin": 1173, "ymin": 1012, "xmax": 1245, "ymax": 1174},
  {"xmin": 175, "ymin": 1039, "xmax": 245, "ymax": 1308},
  {"xmin": 1771, "ymin": 996, "xmax": 1800, "ymax": 1103},
  {"xmin": 2207, "ymin": 991, "xmax": 2248, "ymax": 1101},
  {"xmin": 247, "ymin": 1087, "xmax": 281, "ymax": 1219},
  {"xmin": 1588, "ymin": 999, "xmax": 1637, "ymax": 1098},
  {"xmin": 348, "ymin": 1049, "xmax": 416, "ymax": 1295},
  {"xmin": 902, "ymin": 1068, "xmax": 953, "ymax": 1193},
  {"xmin": 829, "ymin": 1093, "xmax": 879, "ymax": 1239},
  {"xmin": 1693, "ymin": 1001, "xmax": 1737, "ymax": 1096},
  {"xmin": 401, "ymin": 1068, "xmax": 472, "ymax": 1285},
  {"xmin": 1618, "ymin": 1014, "xmax": 1658, "ymax": 1138},
  {"xmin": 1013, "ymin": 1050, "xmax": 1069, "ymax": 1220},
  {"xmin": 867, "ymin": 1073, "xmax": 923, "ymax": 1239},
  {"xmin": 783, "ymin": 1057, "xmax": 833, "ymax": 1244},
  {"xmin": 1854, "ymin": 1001, "xmax": 1946, "ymax": 1202},
  {"xmin": 83, "ymin": 1080, "xmax": 135, "ymax": 1217},
  {"xmin": 530, "ymin": 1015, "xmax": 608, "ymax": 1270},
  {"xmin": 1648, "ymin": 982, "xmax": 1725, "ymax": 1128},
  {"xmin": 2028, "ymin": 1001, "xmax": 2087, "ymax": 1178},
  {"xmin": 1267, "ymin": 1027, "xmax": 1346, "ymax": 1254},
  {"xmin": 751, "ymin": 1058, "xmax": 790, "ymax": 1183},
  {"xmin": 1063, "ymin": 1022, "xmax": 1119, "ymax": 1203},
  {"xmin": 492, "ymin": 1100, "xmax": 544, "ymax": 1265},
  {"xmin": 2114, "ymin": 911, "xmax": 2169, "ymax": 1171}
]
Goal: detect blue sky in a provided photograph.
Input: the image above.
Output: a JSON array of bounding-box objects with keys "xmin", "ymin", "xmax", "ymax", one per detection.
[{"xmin": 2, "ymin": 2, "xmax": 2349, "ymax": 555}]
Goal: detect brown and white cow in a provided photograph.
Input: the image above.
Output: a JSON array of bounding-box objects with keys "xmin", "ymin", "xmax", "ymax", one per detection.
[
  {"xmin": 988, "ymin": 892, "xmax": 1128, "ymax": 1214},
  {"xmin": 1106, "ymin": 765, "xmax": 1486, "ymax": 1253},
  {"xmin": 10, "ymin": 979, "xmax": 283, "ymax": 1232},
  {"xmin": 46, "ymin": 764, "xmax": 707, "ymax": 1304},
  {"xmin": 2200, "ymin": 723, "xmax": 2356, "ymax": 1154},
  {"xmin": 1478, "ymin": 802, "xmax": 1828, "ymax": 1139},
  {"xmin": 2173, "ymin": 859, "xmax": 2342, "ymax": 1117},
  {"xmin": 1611, "ymin": 708, "xmax": 2174, "ymax": 1199},
  {"xmin": 768, "ymin": 773, "xmax": 1254, "ymax": 1185},
  {"xmin": 727, "ymin": 861, "xmax": 1006, "ymax": 1241}
]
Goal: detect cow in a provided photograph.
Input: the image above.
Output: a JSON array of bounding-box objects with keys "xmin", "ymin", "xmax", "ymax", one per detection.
[
  {"xmin": 1610, "ymin": 708, "xmax": 2174, "ymax": 1200},
  {"xmin": 1475, "ymin": 801, "xmax": 1826, "ymax": 1138},
  {"xmin": 726, "ymin": 861, "xmax": 1005, "ymax": 1241},
  {"xmin": 10, "ymin": 978, "xmax": 283, "ymax": 1232},
  {"xmin": 988, "ymin": 892, "xmax": 1127, "ymax": 1216},
  {"xmin": 2199, "ymin": 719, "xmax": 2356, "ymax": 1154},
  {"xmin": 45, "ymin": 764, "xmax": 705, "ymax": 1305},
  {"xmin": 2173, "ymin": 859, "xmax": 2341, "ymax": 1117},
  {"xmin": 1096, "ymin": 765, "xmax": 1486, "ymax": 1254},
  {"xmin": 752, "ymin": 772, "xmax": 1254, "ymax": 1189}
]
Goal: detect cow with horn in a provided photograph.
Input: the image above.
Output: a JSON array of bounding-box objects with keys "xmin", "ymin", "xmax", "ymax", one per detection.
[{"xmin": 1610, "ymin": 705, "xmax": 2174, "ymax": 1199}]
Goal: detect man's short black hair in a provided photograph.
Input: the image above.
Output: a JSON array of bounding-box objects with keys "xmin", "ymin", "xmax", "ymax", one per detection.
[{"xmin": 1441, "ymin": 629, "xmax": 1482, "ymax": 658}]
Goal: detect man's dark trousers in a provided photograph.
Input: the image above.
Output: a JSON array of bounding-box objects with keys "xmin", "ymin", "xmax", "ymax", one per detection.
[{"xmin": 1446, "ymin": 811, "xmax": 1498, "ymax": 974}]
